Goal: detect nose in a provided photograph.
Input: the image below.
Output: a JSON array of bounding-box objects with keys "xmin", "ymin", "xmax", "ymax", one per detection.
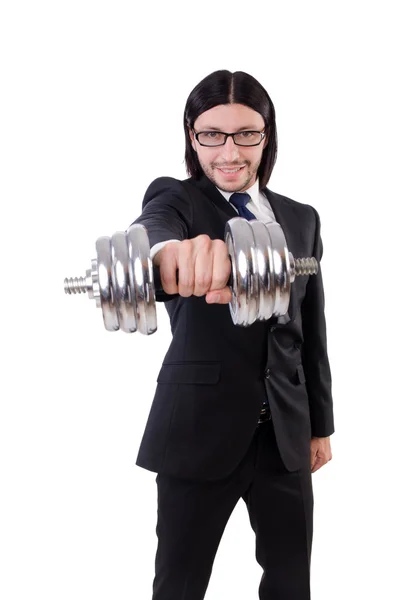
[{"xmin": 220, "ymin": 135, "xmax": 240, "ymax": 163}]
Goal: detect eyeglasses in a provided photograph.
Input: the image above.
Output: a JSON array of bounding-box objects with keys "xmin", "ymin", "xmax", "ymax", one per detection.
[{"xmin": 193, "ymin": 129, "xmax": 266, "ymax": 147}]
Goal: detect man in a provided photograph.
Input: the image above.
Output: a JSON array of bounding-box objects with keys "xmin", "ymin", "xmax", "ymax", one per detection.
[{"xmin": 129, "ymin": 69, "xmax": 334, "ymax": 600}]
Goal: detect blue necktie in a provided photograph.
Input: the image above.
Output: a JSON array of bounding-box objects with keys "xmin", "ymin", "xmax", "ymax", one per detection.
[{"xmin": 229, "ymin": 192, "xmax": 256, "ymax": 221}]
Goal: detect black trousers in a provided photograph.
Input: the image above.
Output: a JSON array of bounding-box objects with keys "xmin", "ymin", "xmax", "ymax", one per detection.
[{"xmin": 152, "ymin": 419, "xmax": 313, "ymax": 600}]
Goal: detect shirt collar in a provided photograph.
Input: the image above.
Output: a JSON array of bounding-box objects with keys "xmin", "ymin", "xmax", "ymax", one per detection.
[{"xmin": 216, "ymin": 178, "xmax": 260, "ymax": 208}]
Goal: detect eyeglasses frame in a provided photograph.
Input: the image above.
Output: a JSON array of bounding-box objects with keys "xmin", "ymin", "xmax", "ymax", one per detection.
[{"xmin": 193, "ymin": 129, "xmax": 266, "ymax": 147}]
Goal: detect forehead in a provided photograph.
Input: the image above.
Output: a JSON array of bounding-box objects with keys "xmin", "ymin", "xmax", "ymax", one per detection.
[{"xmin": 194, "ymin": 103, "xmax": 264, "ymax": 130}]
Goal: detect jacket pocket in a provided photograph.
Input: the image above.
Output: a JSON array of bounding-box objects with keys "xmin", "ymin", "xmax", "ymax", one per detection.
[
  {"xmin": 296, "ymin": 363, "xmax": 306, "ymax": 384},
  {"xmin": 157, "ymin": 362, "xmax": 221, "ymax": 385}
]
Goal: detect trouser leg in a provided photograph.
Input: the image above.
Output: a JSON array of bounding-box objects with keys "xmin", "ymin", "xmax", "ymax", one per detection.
[
  {"xmin": 152, "ymin": 434, "xmax": 259, "ymax": 600},
  {"xmin": 242, "ymin": 422, "xmax": 314, "ymax": 600}
]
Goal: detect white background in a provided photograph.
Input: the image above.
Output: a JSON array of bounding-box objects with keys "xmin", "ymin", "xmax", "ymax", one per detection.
[{"xmin": 1, "ymin": 1, "xmax": 396, "ymax": 598}]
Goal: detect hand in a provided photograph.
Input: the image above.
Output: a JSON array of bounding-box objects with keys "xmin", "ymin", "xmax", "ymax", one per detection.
[
  {"xmin": 154, "ymin": 235, "xmax": 232, "ymax": 304},
  {"xmin": 310, "ymin": 436, "xmax": 332, "ymax": 473}
]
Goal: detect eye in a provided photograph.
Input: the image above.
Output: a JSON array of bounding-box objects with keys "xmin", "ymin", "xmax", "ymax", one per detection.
[
  {"xmin": 203, "ymin": 132, "xmax": 222, "ymax": 138},
  {"xmin": 239, "ymin": 131, "xmax": 254, "ymax": 138}
]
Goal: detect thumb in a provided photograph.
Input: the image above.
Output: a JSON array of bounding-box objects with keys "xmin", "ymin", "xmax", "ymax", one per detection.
[
  {"xmin": 206, "ymin": 287, "xmax": 232, "ymax": 304},
  {"xmin": 311, "ymin": 449, "xmax": 318, "ymax": 471}
]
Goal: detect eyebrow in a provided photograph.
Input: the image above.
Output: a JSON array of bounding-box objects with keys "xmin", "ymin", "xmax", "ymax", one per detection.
[{"xmin": 199, "ymin": 125, "xmax": 261, "ymax": 131}]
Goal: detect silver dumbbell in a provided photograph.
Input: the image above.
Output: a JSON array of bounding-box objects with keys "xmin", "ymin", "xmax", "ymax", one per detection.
[{"xmin": 64, "ymin": 217, "xmax": 318, "ymax": 333}]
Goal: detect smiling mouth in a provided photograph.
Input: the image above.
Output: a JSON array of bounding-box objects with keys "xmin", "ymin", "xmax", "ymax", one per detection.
[{"xmin": 217, "ymin": 166, "xmax": 245, "ymax": 173}]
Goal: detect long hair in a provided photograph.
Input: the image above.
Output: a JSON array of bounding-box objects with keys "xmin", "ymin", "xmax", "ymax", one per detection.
[{"xmin": 184, "ymin": 70, "xmax": 278, "ymax": 189}]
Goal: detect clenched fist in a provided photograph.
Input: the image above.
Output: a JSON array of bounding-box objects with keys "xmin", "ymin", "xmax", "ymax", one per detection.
[{"xmin": 153, "ymin": 235, "xmax": 232, "ymax": 304}]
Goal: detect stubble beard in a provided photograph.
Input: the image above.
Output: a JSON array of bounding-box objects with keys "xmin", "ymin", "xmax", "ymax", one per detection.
[{"xmin": 202, "ymin": 159, "xmax": 262, "ymax": 192}]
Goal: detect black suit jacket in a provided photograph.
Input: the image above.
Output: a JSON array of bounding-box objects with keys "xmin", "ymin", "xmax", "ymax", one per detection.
[{"xmin": 129, "ymin": 174, "xmax": 334, "ymax": 481}]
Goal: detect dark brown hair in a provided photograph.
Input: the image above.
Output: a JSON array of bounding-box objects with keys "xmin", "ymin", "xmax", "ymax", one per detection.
[{"xmin": 184, "ymin": 70, "xmax": 278, "ymax": 189}]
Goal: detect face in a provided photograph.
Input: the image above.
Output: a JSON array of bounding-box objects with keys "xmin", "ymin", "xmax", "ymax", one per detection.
[{"xmin": 189, "ymin": 103, "xmax": 267, "ymax": 192}]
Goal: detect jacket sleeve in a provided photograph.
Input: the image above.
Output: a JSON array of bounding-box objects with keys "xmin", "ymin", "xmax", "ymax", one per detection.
[
  {"xmin": 126, "ymin": 177, "xmax": 194, "ymax": 302},
  {"xmin": 301, "ymin": 206, "xmax": 335, "ymax": 437}
]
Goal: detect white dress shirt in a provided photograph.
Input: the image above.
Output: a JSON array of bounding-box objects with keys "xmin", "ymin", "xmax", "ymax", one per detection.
[{"xmin": 149, "ymin": 178, "xmax": 276, "ymax": 259}]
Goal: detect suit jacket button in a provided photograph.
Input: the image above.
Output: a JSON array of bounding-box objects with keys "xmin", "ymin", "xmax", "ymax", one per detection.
[
  {"xmin": 270, "ymin": 326, "xmax": 276, "ymax": 332},
  {"xmin": 265, "ymin": 368, "xmax": 271, "ymax": 379}
]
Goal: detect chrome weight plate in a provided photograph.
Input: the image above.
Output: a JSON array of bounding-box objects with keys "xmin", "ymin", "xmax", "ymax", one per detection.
[
  {"xmin": 110, "ymin": 232, "xmax": 138, "ymax": 333},
  {"xmin": 225, "ymin": 218, "xmax": 259, "ymax": 326},
  {"xmin": 249, "ymin": 220, "xmax": 276, "ymax": 321},
  {"xmin": 96, "ymin": 236, "xmax": 120, "ymax": 331},
  {"xmin": 126, "ymin": 225, "xmax": 157, "ymax": 335},
  {"xmin": 265, "ymin": 222, "xmax": 291, "ymax": 316}
]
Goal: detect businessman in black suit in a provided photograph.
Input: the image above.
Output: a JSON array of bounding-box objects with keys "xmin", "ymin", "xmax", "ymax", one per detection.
[{"xmin": 129, "ymin": 70, "xmax": 334, "ymax": 599}]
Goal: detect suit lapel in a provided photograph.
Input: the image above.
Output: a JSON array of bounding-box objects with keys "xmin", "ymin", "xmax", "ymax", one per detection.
[
  {"xmin": 193, "ymin": 175, "xmax": 297, "ymax": 323},
  {"xmin": 195, "ymin": 175, "xmax": 238, "ymax": 220}
]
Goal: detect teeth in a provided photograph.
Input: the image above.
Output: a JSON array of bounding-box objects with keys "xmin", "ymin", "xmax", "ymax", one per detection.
[{"xmin": 220, "ymin": 167, "xmax": 242, "ymax": 173}]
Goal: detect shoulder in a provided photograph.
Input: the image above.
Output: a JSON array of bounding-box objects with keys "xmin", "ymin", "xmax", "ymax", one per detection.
[
  {"xmin": 142, "ymin": 176, "xmax": 195, "ymax": 210},
  {"xmin": 143, "ymin": 176, "xmax": 188, "ymax": 199},
  {"xmin": 264, "ymin": 186, "xmax": 320, "ymax": 226}
]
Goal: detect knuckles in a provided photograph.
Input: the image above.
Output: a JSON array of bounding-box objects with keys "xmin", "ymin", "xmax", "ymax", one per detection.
[{"xmin": 161, "ymin": 236, "xmax": 229, "ymax": 297}]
